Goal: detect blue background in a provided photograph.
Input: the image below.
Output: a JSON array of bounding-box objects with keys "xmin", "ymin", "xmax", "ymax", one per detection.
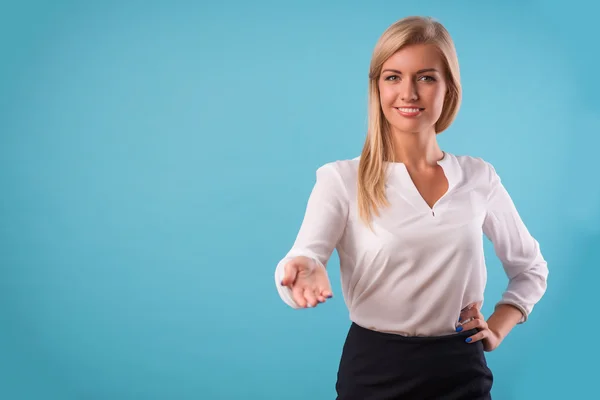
[{"xmin": 1, "ymin": 1, "xmax": 598, "ymax": 399}]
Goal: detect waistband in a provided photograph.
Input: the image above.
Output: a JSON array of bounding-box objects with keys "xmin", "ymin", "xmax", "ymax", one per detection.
[{"xmin": 349, "ymin": 322, "xmax": 479, "ymax": 344}]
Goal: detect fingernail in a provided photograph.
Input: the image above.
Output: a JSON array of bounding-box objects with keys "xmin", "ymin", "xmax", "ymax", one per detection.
[
  {"xmin": 456, "ymin": 326, "xmax": 463, "ymax": 332},
  {"xmin": 458, "ymin": 316, "xmax": 462, "ymax": 322},
  {"xmin": 465, "ymin": 338, "xmax": 472, "ymax": 343}
]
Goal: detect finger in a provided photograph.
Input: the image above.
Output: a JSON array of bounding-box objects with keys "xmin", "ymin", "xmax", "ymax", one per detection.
[
  {"xmin": 459, "ymin": 309, "xmax": 476, "ymax": 324},
  {"xmin": 315, "ymin": 288, "xmax": 333, "ymax": 303},
  {"xmin": 459, "ymin": 304, "xmax": 482, "ymax": 323},
  {"xmin": 304, "ymin": 288, "xmax": 318, "ymax": 308},
  {"xmin": 456, "ymin": 317, "xmax": 487, "ymax": 332},
  {"xmin": 313, "ymin": 289, "xmax": 323, "ymax": 305},
  {"xmin": 459, "ymin": 310, "xmax": 483, "ymax": 325},
  {"xmin": 292, "ymin": 285, "xmax": 307, "ymax": 308},
  {"xmin": 465, "ymin": 328, "xmax": 489, "ymax": 344},
  {"xmin": 316, "ymin": 289, "xmax": 326, "ymax": 303},
  {"xmin": 281, "ymin": 262, "xmax": 298, "ymax": 287}
]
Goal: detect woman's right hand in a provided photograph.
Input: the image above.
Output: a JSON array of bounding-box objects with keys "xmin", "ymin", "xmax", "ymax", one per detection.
[{"xmin": 280, "ymin": 256, "xmax": 333, "ymax": 308}]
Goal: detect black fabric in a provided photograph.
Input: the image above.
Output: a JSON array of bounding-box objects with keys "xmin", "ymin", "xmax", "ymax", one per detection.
[{"xmin": 335, "ymin": 322, "xmax": 493, "ymax": 400}]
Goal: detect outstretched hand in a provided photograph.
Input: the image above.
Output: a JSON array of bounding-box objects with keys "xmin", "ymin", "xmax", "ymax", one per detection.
[{"xmin": 280, "ymin": 256, "xmax": 333, "ymax": 308}]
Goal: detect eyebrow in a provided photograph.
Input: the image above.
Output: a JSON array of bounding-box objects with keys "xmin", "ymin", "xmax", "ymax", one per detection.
[{"xmin": 381, "ymin": 68, "xmax": 439, "ymax": 74}]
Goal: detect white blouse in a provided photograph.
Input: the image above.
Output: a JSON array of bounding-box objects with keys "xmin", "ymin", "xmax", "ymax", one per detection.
[{"xmin": 274, "ymin": 152, "xmax": 548, "ymax": 336}]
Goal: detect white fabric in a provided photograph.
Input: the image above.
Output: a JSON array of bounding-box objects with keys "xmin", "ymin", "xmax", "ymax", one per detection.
[{"xmin": 274, "ymin": 152, "xmax": 548, "ymax": 336}]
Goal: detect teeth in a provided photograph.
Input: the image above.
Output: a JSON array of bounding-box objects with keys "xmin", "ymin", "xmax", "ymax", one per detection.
[{"xmin": 396, "ymin": 107, "xmax": 421, "ymax": 113}]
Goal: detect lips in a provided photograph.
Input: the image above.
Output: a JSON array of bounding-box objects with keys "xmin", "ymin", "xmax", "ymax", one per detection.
[{"xmin": 394, "ymin": 107, "xmax": 424, "ymax": 117}]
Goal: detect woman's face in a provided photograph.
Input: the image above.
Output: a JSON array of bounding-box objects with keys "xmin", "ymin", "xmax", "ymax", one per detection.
[{"xmin": 378, "ymin": 44, "xmax": 448, "ymax": 136}]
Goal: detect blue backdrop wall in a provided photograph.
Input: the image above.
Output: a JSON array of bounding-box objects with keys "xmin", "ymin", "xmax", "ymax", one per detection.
[{"xmin": 1, "ymin": 1, "xmax": 598, "ymax": 399}]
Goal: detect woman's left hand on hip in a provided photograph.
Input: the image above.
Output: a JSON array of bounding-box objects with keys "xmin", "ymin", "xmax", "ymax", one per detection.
[{"xmin": 456, "ymin": 302, "xmax": 502, "ymax": 352}]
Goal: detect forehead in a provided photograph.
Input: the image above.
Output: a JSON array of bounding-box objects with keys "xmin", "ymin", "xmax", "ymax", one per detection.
[{"xmin": 381, "ymin": 44, "xmax": 444, "ymax": 72}]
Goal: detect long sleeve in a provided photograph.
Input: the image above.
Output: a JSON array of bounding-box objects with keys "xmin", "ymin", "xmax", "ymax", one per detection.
[
  {"xmin": 482, "ymin": 163, "xmax": 549, "ymax": 323},
  {"xmin": 274, "ymin": 162, "xmax": 349, "ymax": 308}
]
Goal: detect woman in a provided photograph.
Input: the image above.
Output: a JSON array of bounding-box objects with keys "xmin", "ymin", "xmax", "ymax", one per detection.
[{"xmin": 274, "ymin": 16, "xmax": 548, "ymax": 399}]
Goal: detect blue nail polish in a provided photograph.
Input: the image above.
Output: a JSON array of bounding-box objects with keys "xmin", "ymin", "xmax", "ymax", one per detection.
[
  {"xmin": 456, "ymin": 326, "xmax": 463, "ymax": 332},
  {"xmin": 465, "ymin": 338, "xmax": 472, "ymax": 343}
]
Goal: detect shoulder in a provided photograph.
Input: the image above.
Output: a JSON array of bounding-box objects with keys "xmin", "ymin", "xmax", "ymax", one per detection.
[
  {"xmin": 453, "ymin": 153, "xmax": 493, "ymax": 173},
  {"xmin": 451, "ymin": 153, "xmax": 500, "ymax": 185},
  {"xmin": 313, "ymin": 157, "xmax": 360, "ymax": 197},
  {"xmin": 316, "ymin": 157, "xmax": 360, "ymax": 181}
]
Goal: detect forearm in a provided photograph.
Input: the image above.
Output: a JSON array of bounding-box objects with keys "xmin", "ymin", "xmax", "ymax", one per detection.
[{"xmin": 486, "ymin": 303, "xmax": 524, "ymax": 340}]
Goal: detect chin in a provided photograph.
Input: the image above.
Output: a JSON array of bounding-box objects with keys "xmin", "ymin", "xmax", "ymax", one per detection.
[{"xmin": 390, "ymin": 119, "xmax": 431, "ymax": 135}]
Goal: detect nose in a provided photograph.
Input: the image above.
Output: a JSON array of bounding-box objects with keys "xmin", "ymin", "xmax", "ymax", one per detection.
[{"xmin": 400, "ymin": 79, "xmax": 418, "ymax": 102}]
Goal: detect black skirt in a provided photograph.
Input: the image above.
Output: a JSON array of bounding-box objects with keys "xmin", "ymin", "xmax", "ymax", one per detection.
[{"xmin": 336, "ymin": 322, "xmax": 493, "ymax": 400}]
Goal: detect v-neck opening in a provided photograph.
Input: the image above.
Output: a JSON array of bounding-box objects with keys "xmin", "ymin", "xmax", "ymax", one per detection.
[{"xmin": 385, "ymin": 152, "xmax": 458, "ymax": 215}]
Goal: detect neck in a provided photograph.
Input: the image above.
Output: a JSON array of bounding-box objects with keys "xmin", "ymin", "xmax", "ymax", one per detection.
[{"xmin": 389, "ymin": 128, "xmax": 443, "ymax": 169}]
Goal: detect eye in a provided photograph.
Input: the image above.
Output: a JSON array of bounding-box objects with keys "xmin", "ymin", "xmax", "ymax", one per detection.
[
  {"xmin": 384, "ymin": 75, "xmax": 399, "ymax": 81},
  {"xmin": 419, "ymin": 75, "xmax": 436, "ymax": 82}
]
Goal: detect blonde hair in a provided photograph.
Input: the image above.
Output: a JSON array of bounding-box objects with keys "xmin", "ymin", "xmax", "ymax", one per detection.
[{"xmin": 357, "ymin": 16, "xmax": 462, "ymax": 227}]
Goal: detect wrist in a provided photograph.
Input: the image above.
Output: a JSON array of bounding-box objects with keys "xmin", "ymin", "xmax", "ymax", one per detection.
[
  {"xmin": 487, "ymin": 304, "xmax": 523, "ymax": 340},
  {"xmin": 486, "ymin": 321, "xmax": 503, "ymax": 341}
]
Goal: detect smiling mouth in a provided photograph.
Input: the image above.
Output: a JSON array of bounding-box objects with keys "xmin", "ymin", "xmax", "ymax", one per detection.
[
  {"xmin": 395, "ymin": 107, "xmax": 424, "ymax": 112},
  {"xmin": 394, "ymin": 107, "xmax": 425, "ymax": 116}
]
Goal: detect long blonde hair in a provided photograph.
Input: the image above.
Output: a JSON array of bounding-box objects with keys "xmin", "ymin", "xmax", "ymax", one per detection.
[{"xmin": 357, "ymin": 16, "xmax": 462, "ymax": 227}]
